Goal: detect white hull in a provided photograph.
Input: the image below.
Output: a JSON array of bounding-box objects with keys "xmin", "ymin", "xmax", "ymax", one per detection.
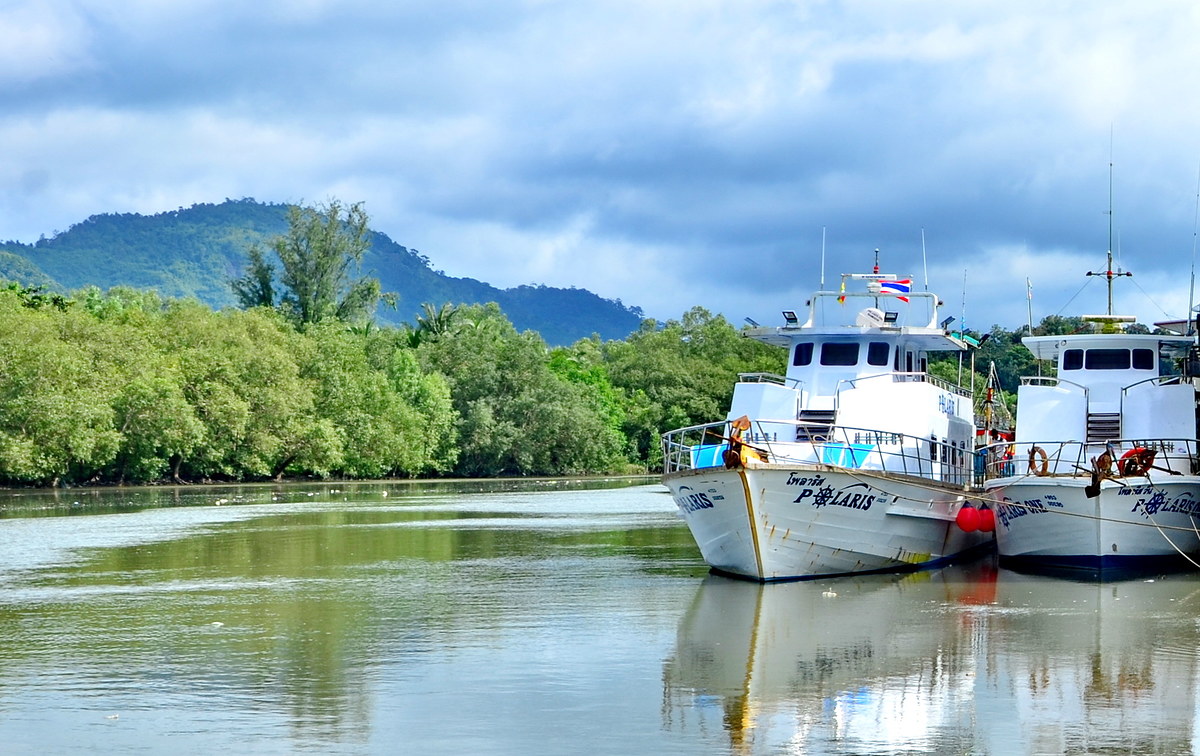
[
  {"xmin": 665, "ymin": 464, "xmax": 991, "ymax": 580},
  {"xmin": 984, "ymin": 475, "xmax": 1200, "ymax": 569}
]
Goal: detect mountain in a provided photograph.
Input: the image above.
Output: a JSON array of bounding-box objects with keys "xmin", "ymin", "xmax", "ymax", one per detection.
[{"xmin": 0, "ymin": 199, "xmax": 645, "ymax": 345}]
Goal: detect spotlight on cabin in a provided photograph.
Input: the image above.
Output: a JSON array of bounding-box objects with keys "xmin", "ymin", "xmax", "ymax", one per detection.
[
  {"xmin": 884, "ymin": 312, "xmax": 899, "ymax": 324},
  {"xmin": 744, "ymin": 317, "xmax": 760, "ymax": 327},
  {"xmin": 939, "ymin": 316, "xmax": 956, "ymax": 329},
  {"xmin": 782, "ymin": 310, "xmax": 799, "ymax": 325}
]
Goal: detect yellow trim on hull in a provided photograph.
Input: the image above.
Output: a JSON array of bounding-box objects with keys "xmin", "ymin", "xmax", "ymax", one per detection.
[{"xmin": 737, "ymin": 468, "xmax": 765, "ymax": 578}]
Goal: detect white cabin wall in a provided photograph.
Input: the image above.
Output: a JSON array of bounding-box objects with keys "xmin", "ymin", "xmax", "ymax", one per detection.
[
  {"xmin": 727, "ymin": 381, "xmax": 801, "ymax": 442},
  {"xmin": 1014, "ymin": 384, "xmax": 1087, "ymax": 443},
  {"xmin": 1122, "ymin": 382, "xmax": 1196, "ymax": 440},
  {"xmin": 836, "ymin": 380, "xmax": 963, "ymax": 438}
]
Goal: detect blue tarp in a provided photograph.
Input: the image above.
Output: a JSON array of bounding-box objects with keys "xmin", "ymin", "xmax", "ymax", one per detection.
[
  {"xmin": 690, "ymin": 443, "xmax": 729, "ymax": 468},
  {"xmin": 820, "ymin": 443, "xmax": 874, "ymax": 468}
]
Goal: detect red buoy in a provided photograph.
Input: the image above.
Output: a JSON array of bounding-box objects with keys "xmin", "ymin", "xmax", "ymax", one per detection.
[
  {"xmin": 976, "ymin": 506, "xmax": 996, "ymax": 533},
  {"xmin": 955, "ymin": 505, "xmax": 979, "ymax": 532}
]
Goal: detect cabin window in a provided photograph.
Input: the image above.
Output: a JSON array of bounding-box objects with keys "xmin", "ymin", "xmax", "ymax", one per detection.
[
  {"xmin": 1084, "ymin": 349, "xmax": 1130, "ymax": 370},
  {"xmin": 1132, "ymin": 348, "xmax": 1154, "ymax": 370},
  {"xmin": 930, "ymin": 434, "xmax": 938, "ymax": 462},
  {"xmin": 1062, "ymin": 349, "xmax": 1083, "ymax": 370},
  {"xmin": 820, "ymin": 343, "xmax": 859, "ymax": 366},
  {"xmin": 867, "ymin": 342, "xmax": 890, "ymax": 366},
  {"xmin": 793, "ymin": 342, "xmax": 814, "ymax": 366},
  {"xmin": 919, "ymin": 357, "xmax": 928, "ymax": 373},
  {"xmin": 905, "ymin": 352, "xmax": 914, "ymax": 372}
]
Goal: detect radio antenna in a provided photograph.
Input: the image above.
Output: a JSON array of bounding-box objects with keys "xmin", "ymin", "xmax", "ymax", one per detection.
[
  {"xmin": 820, "ymin": 226, "xmax": 827, "ymax": 288},
  {"xmin": 1190, "ymin": 163, "xmax": 1199, "ymax": 335},
  {"xmin": 921, "ymin": 228, "xmax": 929, "ymax": 290}
]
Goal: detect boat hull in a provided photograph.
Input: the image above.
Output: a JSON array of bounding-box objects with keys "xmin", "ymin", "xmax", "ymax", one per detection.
[
  {"xmin": 984, "ymin": 475, "xmax": 1200, "ymax": 571},
  {"xmin": 664, "ymin": 464, "xmax": 992, "ymax": 581}
]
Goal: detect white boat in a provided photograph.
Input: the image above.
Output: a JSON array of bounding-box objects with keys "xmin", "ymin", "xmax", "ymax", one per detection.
[
  {"xmin": 981, "ymin": 326, "xmax": 1200, "ymax": 572},
  {"xmin": 661, "ymin": 269, "xmax": 994, "ymax": 581}
]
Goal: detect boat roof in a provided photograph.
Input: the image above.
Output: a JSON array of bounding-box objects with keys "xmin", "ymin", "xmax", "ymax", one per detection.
[
  {"xmin": 1022, "ymin": 332, "xmax": 1195, "ymax": 361},
  {"xmin": 745, "ymin": 273, "xmax": 966, "ymax": 352}
]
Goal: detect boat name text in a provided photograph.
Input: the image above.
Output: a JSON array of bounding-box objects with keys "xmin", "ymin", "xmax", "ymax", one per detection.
[
  {"xmin": 938, "ymin": 394, "xmax": 957, "ymax": 417},
  {"xmin": 1125, "ymin": 488, "xmax": 1200, "ymax": 518},
  {"xmin": 786, "ymin": 472, "xmax": 828, "ymax": 487},
  {"xmin": 674, "ymin": 491, "xmax": 715, "ymax": 513},
  {"xmin": 793, "ymin": 482, "xmax": 878, "ymax": 511},
  {"xmin": 997, "ymin": 494, "xmax": 1062, "ymax": 529}
]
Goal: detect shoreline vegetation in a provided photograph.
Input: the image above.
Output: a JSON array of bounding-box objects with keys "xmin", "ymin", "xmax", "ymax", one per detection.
[
  {"xmin": 0, "ymin": 277, "xmax": 783, "ymax": 488},
  {"xmin": 0, "ymin": 199, "xmax": 1157, "ymax": 490}
]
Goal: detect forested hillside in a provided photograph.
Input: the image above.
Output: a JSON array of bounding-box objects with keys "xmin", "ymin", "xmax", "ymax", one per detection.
[
  {"xmin": 0, "ymin": 199, "xmax": 643, "ymax": 345},
  {"xmin": 0, "ymin": 282, "xmax": 783, "ymax": 486}
]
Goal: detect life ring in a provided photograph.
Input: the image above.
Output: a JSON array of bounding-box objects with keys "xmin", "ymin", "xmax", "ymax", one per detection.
[
  {"xmin": 1027, "ymin": 446, "xmax": 1049, "ymax": 476},
  {"xmin": 1118, "ymin": 447, "xmax": 1156, "ymax": 477}
]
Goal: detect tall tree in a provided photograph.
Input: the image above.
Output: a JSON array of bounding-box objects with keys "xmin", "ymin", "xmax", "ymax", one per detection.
[
  {"xmin": 237, "ymin": 199, "xmax": 391, "ymax": 326},
  {"xmin": 231, "ymin": 245, "xmax": 275, "ymax": 309}
]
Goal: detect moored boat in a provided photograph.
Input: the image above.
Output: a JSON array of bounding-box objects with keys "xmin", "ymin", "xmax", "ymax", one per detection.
[
  {"xmin": 980, "ymin": 246, "xmax": 1200, "ymax": 573},
  {"xmin": 661, "ymin": 267, "xmax": 994, "ymax": 581},
  {"xmin": 980, "ymin": 326, "xmax": 1200, "ymax": 572}
]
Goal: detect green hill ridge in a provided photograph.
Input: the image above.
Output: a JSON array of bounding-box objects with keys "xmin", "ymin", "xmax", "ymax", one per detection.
[{"xmin": 0, "ymin": 199, "xmax": 644, "ymax": 345}]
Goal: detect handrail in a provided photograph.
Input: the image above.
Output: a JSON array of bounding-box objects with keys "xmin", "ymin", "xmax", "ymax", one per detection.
[
  {"xmin": 737, "ymin": 372, "xmax": 803, "ymax": 390},
  {"xmin": 1122, "ymin": 374, "xmax": 1187, "ymax": 395},
  {"xmin": 1019, "ymin": 376, "xmax": 1090, "ymax": 396},
  {"xmin": 836, "ymin": 371, "xmax": 971, "ymax": 399},
  {"xmin": 976, "ymin": 437, "xmax": 1200, "ymax": 482},
  {"xmin": 661, "ymin": 418, "xmax": 978, "ymax": 488}
]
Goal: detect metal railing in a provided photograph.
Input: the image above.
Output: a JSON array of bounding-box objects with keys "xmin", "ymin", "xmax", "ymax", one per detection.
[
  {"xmin": 836, "ymin": 371, "xmax": 971, "ymax": 398},
  {"xmin": 736, "ymin": 372, "xmax": 804, "ymax": 390},
  {"xmin": 661, "ymin": 418, "xmax": 976, "ymax": 487},
  {"xmin": 976, "ymin": 437, "xmax": 1200, "ymax": 481}
]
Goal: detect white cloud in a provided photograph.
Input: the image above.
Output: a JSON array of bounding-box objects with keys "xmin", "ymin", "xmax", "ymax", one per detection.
[{"xmin": 2, "ymin": 0, "xmax": 1200, "ymax": 332}]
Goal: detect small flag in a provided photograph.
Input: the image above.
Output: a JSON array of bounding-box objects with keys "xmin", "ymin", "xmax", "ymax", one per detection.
[
  {"xmin": 879, "ymin": 279, "xmax": 911, "ymax": 302},
  {"xmin": 837, "ymin": 279, "xmax": 846, "ymax": 304}
]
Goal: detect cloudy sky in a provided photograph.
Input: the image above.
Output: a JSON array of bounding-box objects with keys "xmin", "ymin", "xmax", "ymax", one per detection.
[{"xmin": 4, "ymin": 0, "xmax": 1200, "ymax": 332}]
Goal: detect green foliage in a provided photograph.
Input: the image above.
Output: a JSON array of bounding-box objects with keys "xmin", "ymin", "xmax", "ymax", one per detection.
[
  {"xmin": 0, "ymin": 198, "xmax": 643, "ymax": 346},
  {"xmin": 0, "ymin": 271, "xmax": 1156, "ymax": 486},
  {"xmin": 601, "ymin": 307, "xmax": 785, "ymax": 468},
  {"xmin": 2, "ymin": 281, "xmax": 72, "ymax": 311},
  {"xmin": 231, "ymin": 245, "xmax": 275, "ymax": 309},
  {"xmin": 418, "ymin": 304, "xmax": 624, "ymax": 476},
  {"xmin": 241, "ymin": 199, "xmax": 391, "ymax": 327}
]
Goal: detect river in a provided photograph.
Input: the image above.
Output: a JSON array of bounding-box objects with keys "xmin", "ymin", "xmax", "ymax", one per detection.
[{"xmin": 0, "ymin": 478, "xmax": 1197, "ymax": 754}]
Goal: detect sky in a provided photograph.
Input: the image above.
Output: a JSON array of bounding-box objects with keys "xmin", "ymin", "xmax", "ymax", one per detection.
[{"xmin": 4, "ymin": 0, "xmax": 1200, "ymax": 334}]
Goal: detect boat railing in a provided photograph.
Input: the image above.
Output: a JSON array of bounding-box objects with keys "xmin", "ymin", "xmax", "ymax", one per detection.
[
  {"xmin": 661, "ymin": 418, "xmax": 976, "ymax": 487},
  {"xmin": 736, "ymin": 372, "xmax": 803, "ymax": 390},
  {"xmin": 1121, "ymin": 374, "xmax": 1188, "ymax": 396},
  {"xmin": 1019, "ymin": 376, "xmax": 1090, "ymax": 396},
  {"xmin": 837, "ymin": 371, "xmax": 971, "ymax": 399},
  {"xmin": 976, "ymin": 437, "xmax": 1200, "ymax": 482}
]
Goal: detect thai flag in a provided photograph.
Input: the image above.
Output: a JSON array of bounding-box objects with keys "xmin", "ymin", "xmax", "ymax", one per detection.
[{"xmin": 879, "ymin": 279, "xmax": 911, "ymax": 301}]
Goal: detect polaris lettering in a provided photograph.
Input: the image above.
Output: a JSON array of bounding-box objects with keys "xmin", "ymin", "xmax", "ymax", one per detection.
[
  {"xmin": 674, "ymin": 491, "xmax": 715, "ymax": 513},
  {"xmin": 793, "ymin": 482, "xmax": 877, "ymax": 511}
]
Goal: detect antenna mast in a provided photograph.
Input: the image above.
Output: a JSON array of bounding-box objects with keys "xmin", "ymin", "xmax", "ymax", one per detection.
[
  {"xmin": 1190, "ymin": 164, "xmax": 1199, "ymax": 335},
  {"xmin": 1085, "ymin": 144, "xmax": 1131, "ymax": 317},
  {"xmin": 820, "ymin": 226, "xmax": 827, "ymax": 288},
  {"xmin": 921, "ymin": 228, "xmax": 929, "ymax": 290}
]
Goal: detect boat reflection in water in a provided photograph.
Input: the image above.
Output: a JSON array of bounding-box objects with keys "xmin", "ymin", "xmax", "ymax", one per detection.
[{"xmin": 663, "ymin": 563, "xmax": 1200, "ymax": 754}]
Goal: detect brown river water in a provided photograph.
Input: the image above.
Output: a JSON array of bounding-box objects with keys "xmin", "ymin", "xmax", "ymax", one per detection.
[{"xmin": 0, "ymin": 478, "xmax": 1196, "ymax": 755}]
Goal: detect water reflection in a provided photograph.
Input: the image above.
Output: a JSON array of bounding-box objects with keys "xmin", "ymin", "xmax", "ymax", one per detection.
[
  {"xmin": 5, "ymin": 480, "xmax": 1200, "ymax": 754},
  {"xmin": 0, "ymin": 479, "xmax": 703, "ymax": 755},
  {"xmin": 664, "ymin": 563, "xmax": 1200, "ymax": 755}
]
